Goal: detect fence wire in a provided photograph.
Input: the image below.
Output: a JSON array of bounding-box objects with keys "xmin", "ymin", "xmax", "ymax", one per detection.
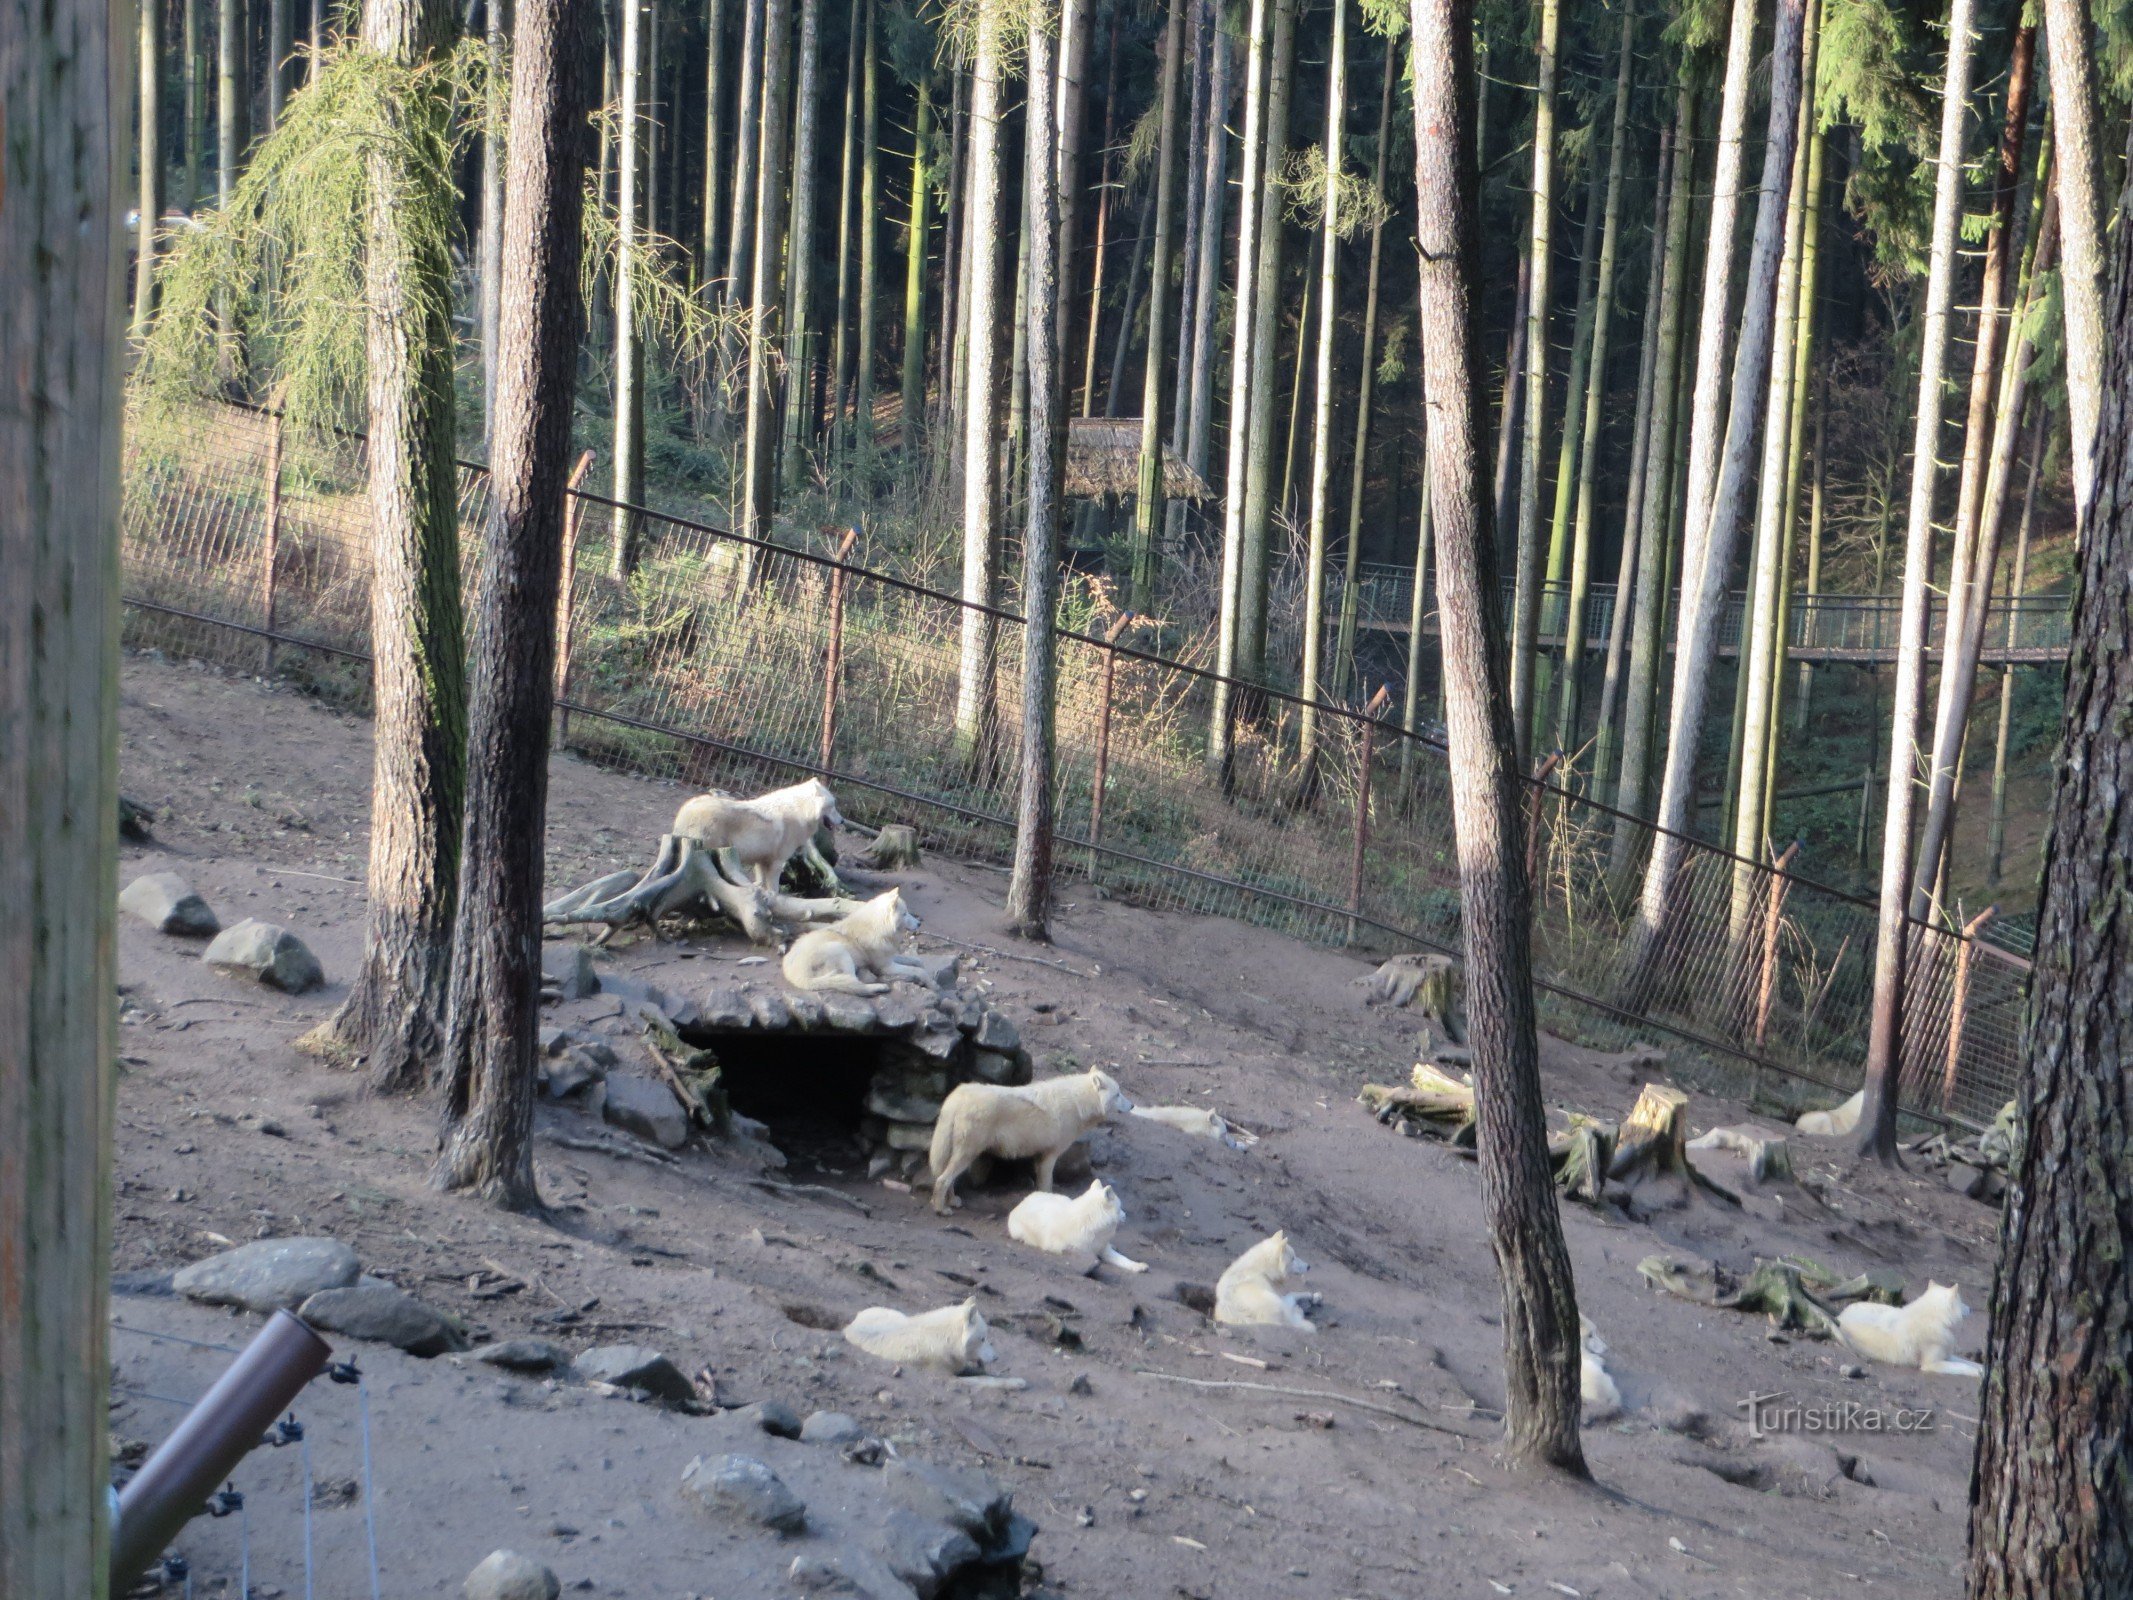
[{"xmin": 121, "ymin": 400, "xmax": 2027, "ymax": 1130}]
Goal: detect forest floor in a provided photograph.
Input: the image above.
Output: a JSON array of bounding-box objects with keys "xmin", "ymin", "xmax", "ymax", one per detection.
[{"xmin": 111, "ymin": 649, "xmax": 2000, "ymax": 1600}]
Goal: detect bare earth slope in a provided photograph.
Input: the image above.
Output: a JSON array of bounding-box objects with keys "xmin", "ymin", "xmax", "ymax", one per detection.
[{"xmin": 111, "ymin": 652, "xmax": 1995, "ymax": 1599}]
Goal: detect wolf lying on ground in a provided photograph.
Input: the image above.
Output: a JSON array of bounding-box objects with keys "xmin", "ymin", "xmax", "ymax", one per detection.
[
  {"xmin": 842, "ymin": 1299, "xmax": 997, "ymax": 1375},
  {"xmin": 672, "ymin": 778, "xmax": 845, "ymax": 890},
  {"xmin": 928, "ymin": 1069, "xmax": 1133, "ymax": 1214},
  {"xmin": 1006, "ymin": 1179, "xmax": 1149, "ymax": 1272},
  {"xmin": 1580, "ymin": 1315, "xmax": 1622, "ymax": 1414},
  {"xmin": 1214, "ymin": 1231, "xmax": 1318, "ymax": 1330},
  {"xmin": 1795, "ymin": 1088, "xmax": 1865, "ymax": 1137},
  {"xmin": 1129, "ymin": 1104, "xmax": 1259, "ymax": 1150},
  {"xmin": 1836, "ymin": 1282, "xmax": 1984, "ymax": 1376},
  {"xmin": 781, "ymin": 889, "xmax": 928, "ymax": 994}
]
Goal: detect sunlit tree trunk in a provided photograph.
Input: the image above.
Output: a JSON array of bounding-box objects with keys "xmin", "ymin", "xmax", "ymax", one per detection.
[
  {"xmin": 1130, "ymin": 0, "xmax": 1185, "ymax": 607},
  {"xmin": 1185, "ymin": 23, "xmax": 1228, "ymax": 505},
  {"xmin": 939, "ymin": 68, "xmax": 965, "ymax": 434},
  {"xmin": 2043, "ymin": 0, "xmax": 2106, "ymax": 528},
  {"xmin": 1508, "ymin": 0, "xmax": 1560, "ymax": 758},
  {"xmin": 217, "ymin": 0, "xmax": 238, "ymax": 201},
  {"xmin": 739, "ymin": 0, "xmax": 792, "ymax": 543},
  {"xmin": 1054, "ymin": 0, "xmax": 1091, "ymax": 397},
  {"xmin": 1164, "ymin": 0, "xmax": 1206, "ymax": 559},
  {"xmin": 827, "ymin": 0, "xmax": 859, "ymax": 458},
  {"xmin": 700, "ymin": 0, "xmax": 725, "ymax": 291},
  {"xmin": 1774, "ymin": 107, "xmax": 1828, "ymax": 759},
  {"xmin": 610, "ymin": 0, "xmax": 645, "ymax": 574},
  {"xmin": 268, "ymin": 0, "xmax": 291, "ymax": 126},
  {"xmin": 1399, "ymin": 439, "xmax": 1435, "ymax": 776},
  {"xmin": 1492, "ymin": 249, "xmax": 1526, "ymax": 555},
  {"xmin": 136, "ymin": 0, "xmax": 163, "ymax": 336},
  {"xmin": 479, "ymin": 0, "xmax": 507, "ymax": 445},
  {"xmin": 1080, "ymin": 18, "xmax": 1117, "ymax": 416},
  {"xmin": 1539, "ymin": 157, "xmax": 1604, "ymax": 725},
  {"xmin": 781, "ymin": 0, "xmax": 822, "ymax": 489},
  {"xmin": 435, "ymin": 0, "xmax": 595, "ymax": 1205},
  {"xmin": 726, "ymin": 0, "xmax": 764, "ymax": 304},
  {"xmin": 1408, "ymin": 0, "xmax": 1589, "ymax": 1474},
  {"xmin": 1297, "ymin": 0, "xmax": 1346, "ymax": 775},
  {"xmin": 184, "ymin": 0, "xmax": 203, "ymax": 208},
  {"xmin": 902, "ymin": 77, "xmax": 932, "ymax": 451},
  {"xmin": 854, "ymin": 0, "xmax": 878, "ymax": 453},
  {"xmin": 1985, "ymin": 407, "xmax": 2044, "ymax": 886},
  {"xmin": 1333, "ymin": 41, "xmax": 1394, "ymax": 700},
  {"xmin": 954, "ymin": 9, "xmax": 1005, "ymax": 768}
]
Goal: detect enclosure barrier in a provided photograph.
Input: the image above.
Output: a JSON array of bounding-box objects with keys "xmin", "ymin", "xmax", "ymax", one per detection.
[{"xmin": 120, "ymin": 400, "xmax": 2027, "ymax": 1130}]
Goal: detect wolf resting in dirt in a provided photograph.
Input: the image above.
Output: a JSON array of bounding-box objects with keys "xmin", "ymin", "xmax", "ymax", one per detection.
[
  {"xmin": 1129, "ymin": 1104, "xmax": 1259, "ymax": 1150},
  {"xmin": 1795, "ymin": 1088, "xmax": 1865, "ymax": 1137},
  {"xmin": 1836, "ymin": 1282, "xmax": 1983, "ymax": 1376},
  {"xmin": 1214, "ymin": 1231, "xmax": 1318, "ymax": 1330},
  {"xmin": 781, "ymin": 889, "xmax": 927, "ymax": 995},
  {"xmin": 927, "ymin": 1069, "xmax": 1134, "ymax": 1215},
  {"xmin": 842, "ymin": 1298, "xmax": 997, "ymax": 1374},
  {"xmin": 1006, "ymin": 1179, "xmax": 1149, "ymax": 1272},
  {"xmin": 672, "ymin": 778, "xmax": 845, "ymax": 890}
]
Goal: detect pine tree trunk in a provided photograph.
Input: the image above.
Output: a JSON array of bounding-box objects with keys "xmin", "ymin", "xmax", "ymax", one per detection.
[
  {"xmin": 0, "ymin": 0, "xmax": 125, "ymax": 1575},
  {"xmin": 1166, "ymin": 0, "xmax": 1205, "ymax": 473},
  {"xmin": 1541, "ymin": 154, "xmax": 1604, "ymax": 657},
  {"xmin": 700, "ymin": 0, "xmax": 725, "ymax": 291},
  {"xmin": 1009, "ymin": 5, "xmax": 1065, "ymax": 938},
  {"xmin": 938, "ymin": 68, "xmax": 964, "ymax": 433},
  {"xmin": 1772, "ymin": 107, "xmax": 1828, "ymax": 761},
  {"xmin": 739, "ymin": 0, "xmax": 792, "ymax": 543},
  {"xmin": 1279, "ymin": 228, "xmax": 1314, "ymax": 519},
  {"xmin": 136, "ymin": 0, "xmax": 163, "ymax": 335},
  {"xmin": 301, "ymin": 0, "xmax": 468, "ymax": 1092},
  {"xmin": 1629, "ymin": 0, "xmax": 1805, "ymax": 991},
  {"xmin": 1055, "ymin": 0, "xmax": 1092, "ymax": 396},
  {"xmin": 828, "ymin": 0, "xmax": 859, "ymax": 457},
  {"xmin": 1551, "ymin": 4, "xmax": 1634, "ymax": 753},
  {"xmin": 1185, "ymin": 24, "xmax": 1228, "ymax": 491},
  {"xmin": 479, "ymin": 0, "xmax": 507, "ymax": 445},
  {"xmin": 268, "ymin": 0, "xmax": 291, "ymax": 126},
  {"xmin": 1964, "ymin": 196, "xmax": 2133, "ymax": 1591},
  {"xmin": 610, "ymin": 0, "xmax": 645, "ymax": 574},
  {"xmin": 1008, "ymin": 178, "xmax": 1031, "ymax": 516},
  {"xmin": 1297, "ymin": 0, "xmax": 1347, "ymax": 774},
  {"xmin": 185, "ymin": 0, "xmax": 203, "ymax": 208},
  {"xmin": 2042, "ymin": 0, "xmax": 2106, "ymax": 528},
  {"xmin": 1100, "ymin": 187, "xmax": 1153, "ymax": 414},
  {"xmin": 1985, "ymin": 407, "xmax": 2042, "ymax": 886},
  {"xmin": 954, "ymin": 12, "xmax": 1005, "ymax": 768},
  {"xmin": 217, "ymin": 0, "xmax": 238, "ymax": 201},
  {"xmin": 1081, "ymin": 17, "xmax": 1117, "ymax": 417},
  {"xmin": 781, "ymin": 0, "xmax": 822, "ymax": 489},
  {"xmin": 434, "ymin": 0, "xmax": 595, "ymax": 1206},
  {"xmin": 1508, "ymin": 0, "xmax": 1560, "ymax": 758},
  {"xmin": 854, "ymin": 0, "xmax": 878, "ymax": 450},
  {"xmin": 901, "ymin": 77, "xmax": 932, "ymax": 450},
  {"xmin": 1492, "ymin": 248, "xmax": 1526, "ymax": 556},
  {"xmin": 1407, "ymin": 0, "xmax": 1589, "ymax": 1473},
  {"xmin": 726, "ymin": 0, "xmax": 764, "ymax": 303},
  {"xmin": 1332, "ymin": 40, "xmax": 1394, "ymax": 701},
  {"xmin": 1399, "ymin": 436, "xmax": 1434, "ymax": 767},
  {"xmin": 1130, "ymin": 0, "xmax": 1184, "ymax": 607},
  {"xmin": 1857, "ymin": 0, "xmax": 1979, "ymax": 1161}
]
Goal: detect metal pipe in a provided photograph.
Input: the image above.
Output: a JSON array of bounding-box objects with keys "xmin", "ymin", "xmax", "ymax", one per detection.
[{"xmin": 110, "ymin": 1310, "xmax": 332, "ymax": 1590}]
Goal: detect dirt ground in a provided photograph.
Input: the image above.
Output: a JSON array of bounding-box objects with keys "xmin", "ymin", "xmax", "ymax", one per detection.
[{"xmin": 110, "ymin": 651, "xmax": 2000, "ymax": 1600}]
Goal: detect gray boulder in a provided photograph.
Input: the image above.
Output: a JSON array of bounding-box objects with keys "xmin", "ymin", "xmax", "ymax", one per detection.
[
  {"xmin": 601, "ymin": 1073, "xmax": 689, "ymax": 1149},
  {"xmin": 679, "ymin": 1453, "xmax": 807, "ymax": 1535},
  {"xmin": 971, "ymin": 1010, "xmax": 1020, "ymax": 1054},
  {"xmin": 733, "ymin": 1398, "xmax": 803, "ymax": 1438},
  {"xmin": 463, "ymin": 1549, "xmax": 560, "ymax": 1600},
  {"xmin": 785, "ymin": 1552, "xmax": 920, "ymax": 1600},
  {"xmin": 543, "ymin": 1047, "xmax": 607, "ymax": 1100},
  {"xmin": 174, "ymin": 1236, "xmax": 359, "ymax": 1312},
  {"xmin": 573, "ymin": 1344, "xmax": 695, "ymax": 1404},
  {"xmin": 471, "ymin": 1338, "xmax": 572, "ymax": 1373},
  {"xmin": 864, "ymin": 1081, "xmax": 943, "ymax": 1124},
  {"xmin": 299, "ymin": 1283, "xmax": 464, "ymax": 1357},
  {"xmin": 202, "ymin": 919, "xmax": 324, "ymax": 994},
  {"xmin": 798, "ymin": 1410, "xmax": 865, "ymax": 1446},
  {"xmin": 879, "ymin": 1509, "xmax": 982, "ymax": 1600},
  {"xmin": 119, "ymin": 872, "xmax": 220, "ymax": 937},
  {"xmin": 542, "ymin": 942, "xmax": 600, "ymax": 1000},
  {"xmin": 883, "ymin": 1459, "xmax": 1015, "ymax": 1544}
]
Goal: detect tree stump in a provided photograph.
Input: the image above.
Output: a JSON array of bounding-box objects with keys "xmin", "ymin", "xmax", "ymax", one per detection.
[
  {"xmin": 860, "ymin": 824, "xmax": 923, "ymax": 869},
  {"xmin": 1550, "ymin": 1118, "xmax": 1617, "ymax": 1205},
  {"xmin": 1686, "ymin": 1125, "xmax": 1797, "ymax": 1185},
  {"xmin": 1607, "ymin": 1083, "xmax": 1741, "ymax": 1211},
  {"xmin": 1361, "ymin": 952, "xmax": 1464, "ymax": 1040},
  {"xmin": 1359, "ymin": 1060, "xmax": 1476, "ymax": 1141}
]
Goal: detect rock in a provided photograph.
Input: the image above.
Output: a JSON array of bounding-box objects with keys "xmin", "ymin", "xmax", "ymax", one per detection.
[
  {"xmin": 879, "ymin": 1509, "xmax": 982, "ymax": 1599},
  {"xmin": 174, "ymin": 1237, "xmax": 359, "ymax": 1312},
  {"xmin": 971, "ymin": 1010, "xmax": 1020, "ymax": 1054},
  {"xmin": 884, "ymin": 1122, "xmax": 935, "ymax": 1151},
  {"xmin": 865, "ymin": 1082, "xmax": 944, "ymax": 1123},
  {"xmin": 784, "ymin": 990, "xmax": 826, "ymax": 1029},
  {"xmin": 699, "ymin": 987, "xmax": 754, "ymax": 1030},
  {"xmin": 542, "ymin": 942, "xmax": 600, "ymax": 1000},
  {"xmin": 819, "ymin": 993, "xmax": 879, "ymax": 1032},
  {"xmin": 679, "ymin": 1454, "xmax": 807, "ymax": 1535},
  {"xmin": 574, "ymin": 1345, "xmax": 695, "ymax": 1404},
  {"xmin": 912, "ymin": 954, "xmax": 960, "ymax": 991},
  {"xmin": 601, "ymin": 1073, "xmax": 689, "ymax": 1150},
  {"xmin": 111, "ymin": 1268, "xmax": 176, "ymax": 1297},
  {"xmin": 872, "ymin": 994, "xmax": 924, "ymax": 1034},
  {"xmin": 119, "ymin": 872, "xmax": 220, "ymax": 937},
  {"xmin": 799, "ymin": 1410, "xmax": 864, "ymax": 1445},
  {"xmin": 1946, "ymin": 1159, "xmax": 1992, "ymax": 1200},
  {"xmin": 463, "ymin": 1550, "xmax": 560, "ymax": 1600},
  {"xmin": 543, "ymin": 1047, "xmax": 607, "ymax": 1100},
  {"xmin": 538, "ymin": 1026, "xmax": 570, "ymax": 1057},
  {"xmin": 786, "ymin": 1553, "xmax": 918, "ymax": 1600},
  {"xmin": 733, "ymin": 1398, "xmax": 803, "ymax": 1438},
  {"xmin": 969, "ymin": 1049, "xmax": 1029, "ymax": 1087},
  {"xmin": 907, "ymin": 1025, "xmax": 962, "ymax": 1063},
  {"xmin": 472, "ymin": 1338, "xmax": 573, "ymax": 1373},
  {"xmin": 202, "ymin": 919, "xmax": 324, "ymax": 994},
  {"xmin": 883, "ymin": 1460, "xmax": 1014, "ymax": 1544},
  {"xmin": 299, "ymin": 1283, "xmax": 464, "ymax": 1357},
  {"xmin": 749, "ymin": 991, "xmax": 794, "ymax": 1031}
]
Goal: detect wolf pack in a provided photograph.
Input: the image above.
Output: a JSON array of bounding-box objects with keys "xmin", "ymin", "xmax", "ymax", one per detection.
[{"xmin": 683, "ymin": 779, "xmax": 1988, "ymax": 1395}]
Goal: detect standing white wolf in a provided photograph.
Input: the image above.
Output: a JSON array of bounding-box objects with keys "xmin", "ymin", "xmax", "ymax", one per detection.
[
  {"xmin": 927, "ymin": 1069, "xmax": 1133, "ymax": 1214},
  {"xmin": 1214, "ymin": 1231, "xmax": 1317, "ymax": 1329},
  {"xmin": 842, "ymin": 1299, "xmax": 997, "ymax": 1374},
  {"xmin": 671, "ymin": 778, "xmax": 845, "ymax": 889},
  {"xmin": 1006, "ymin": 1179, "xmax": 1149, "ymax": 1272},
  {"xmin": 1580, "ymin": 1315, "xmax": 1622, "ymax": 1414},
  {"xmin": 781, "ymin": 889, "xmax": 928, "ymax": 994},
  {"xmin": 1836, "ymin": 1282, "xmax": 1984, "ymax": 1376}
]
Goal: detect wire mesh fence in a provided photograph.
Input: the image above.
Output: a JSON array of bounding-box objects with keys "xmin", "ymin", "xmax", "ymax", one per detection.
[{"xmin": 121, "ymin": 399, "xmax": 2028, "ymax": 1130}]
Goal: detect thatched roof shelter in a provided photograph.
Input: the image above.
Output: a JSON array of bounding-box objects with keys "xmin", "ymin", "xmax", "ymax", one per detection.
[{"xmin": 1063, "ymin": 417, "xmax": 1215, "ymax": 501}]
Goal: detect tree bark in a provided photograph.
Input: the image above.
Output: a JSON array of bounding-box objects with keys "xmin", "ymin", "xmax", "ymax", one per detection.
[
  {"xmin": 2042, "ymin": 0, "xmax": 2106, "ymax": 528},
  {"xmin": 217, "ymin": 0, "xmax": 238, "ymax": 202},
  {"xmin": 901, "ymin": 76, "xmax": 932, "ymax": 450},
  {"xmin": 954, "ymin": 13, "xmax": 1004, "ymax": 769},
  {"xmin": 479, "ymin": 0, "xmax": 507, "ymax": 445},
  {"xmin": 0, "ymin": 0, "xmax": 125, "ymax": 1576},
  {"xmin": 726, "ymin": 0, "xmax": 765, "ymax": 304},
  {"xmin": 1858, "ymin": 0, "xmax": 1979, "ymax": 1161},
  {"xmin": 136, "ymin": 0, "xmax": 163, "ymax": 336},
  {"xmin": 185, "ymin": 0, "xmax": 204, "ymax": 209},
  {"xmin": 1332, "ymin": 40, "xmax": 1394, "ymax": 701},
  {"xmin": 739, "ymin": 0, "xmax": 792, "ymax": 545},
  {"xmin": 1184, "ymin": 22, "xmax": 1228, "ymax": 497},
  {"xmin": 1964, "ymin": 187, "xmax": 2133, "ymax": 1597},
  {"xmin": 268, "ymin": 0, "xmax": 291, "ymax": 126},
  {"xmin": 1297, "ymin": 0, "xmax": 1346, "ymax": 772},
  {"xmin": 700, "ymin": 0, "xmax": 725, "ymax": 291},
  {"xmin": 610, "ymin": 0, "xmax": 645, "ymax": 574},
  {"xmin": 828, "ymin": 0, "xmax": 859, "ymax": 456},
  {"xmin": 1009, "ymin": 3, "xmax": 1065, "ymax": 939},
  {"xmin": 1407, "ymin": 0, "xmax": 1589, "ymax": 1473},
  {"xmin": 854, "ymin": 0, "xmax": 878, "ymax": 450},
  {"xmin": 434, "ymin": 0, "xmax": 595, "ymax": 1206},
  {"xmin": 1054, "ymin": 0, "xmax": 1091, "ymax": 398},
  {"xmin": 1985, "ymin": 407, "xmax": 2043, "ymax": 886},
  {"xmin": 299, "ymin": 0, "xmax": 468, "ymax": 1092},
  {"xmin": 1129, "ymin": 0, "xmax": 1185, "ymax": 608},
  {"xmin": 781, "ymin": 0, "xmax": 823, "ymax": 488},
  {"xmin": 1508, "ymin": 0, "xmax": 1560, "ymax": 758}
]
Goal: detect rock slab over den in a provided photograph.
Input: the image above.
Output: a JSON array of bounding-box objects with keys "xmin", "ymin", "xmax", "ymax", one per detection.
[
  {"xmin": 573, "ymin": 1344, "xmax": 696, "ymax": 1404},
  {"xmin": 202, "ymin": 918, "xmax": 325, "ymax": 993},
  {"xmin": 173, "ymin": 1236, "xmax": 360, "ymax": 1312},
  {"xmin": 679, "ymin": 1453, "xmax": 808, "ymax": 1535},
  {"xmin": 299, "ymin": 1282, "xmax": 465, "ymax": 1357},
  {"xmin": 119, "ymin": 871, "xmax": 221, "ymax": 936}
]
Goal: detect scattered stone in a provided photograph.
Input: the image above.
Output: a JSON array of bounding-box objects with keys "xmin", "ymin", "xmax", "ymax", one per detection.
[
  {"xmin": 971, "ymin": 1011, "xmax": 1019, "ymax": 1054},
  {"xmin": 472, "ymin": 1338, "xmax": 573, "ymax": 1373},
  {"xmin": 733, "ymin": 1399, "xmax": 803, "ymax": 1439},
  {"xmin": 783, "ymin": 990, "xmax": 826, "ymax": 1029},
  {"xmin": 202, "ymin": 919, "xmax": 324, "ymax": 994},
  {"xmin": 574, "ymin": 1344, "xmax": 695, "ymax": 1404},
  {"xmin": 601, "ymin": 1073, "xmax": 690, "ymax": 1150},
  {"xmin": 969, "ymin": 1049, "xmax": 1026, "ymax": 1086},
  {"xmin": 544, "ymin": 1047, "xmax": 607, "ymax": 1100},
  {"xmin": 883, "ymin": 1460, "xmax": 1014, "ymax": 1544},
  {"xmin": 785, "ymin": 1552, "xmax": 913, "ymax": 1599},
  {"xmin": 820, "ymin": 993, "xmax": 879, "ymax": 1032},
  {"xmin": 111, "ymin": 1268, "xmax": 175, "ymax": 1298},
  {"xmin": 679, "ymin": 1454, "xmax": 807, "ymax": 1535},
  {"xmin": 119, "ymin": 794, "xmax": 156, "ymax": 843},
  {"xmin": 865, "ymin": 1082, "xmax": 944, "ymax": 1124},
  {"xmin": 879, "ymin": 1508, "xmax": 982, "ymax": 1598},
  {"xmin": 542, "ymin": 942, "xmax": 600, "ymax": 1000},
  {"xmin": 300, "ymin": 1282, "xmax": 465, "ymax": 1357},
  {"xmin": 463, "ymin": 1549, "xmax": 560, "ymax": 1600},
  {"xmin": 539, "ymin": 1026, "xmax": 570, "ymax": 1057},
  {"xmin": 119, "ymin": 872, "xmax": 220, "ymax": 936},
  {"xmin": 884, "ymin": 1123, "xmax": 934, "ymax": 1152},
  {"xmin": 699, "ymin": 987, "xmax": 754, "ymax": 1030},
  {"xmin": 174, "ymin": 1236, "xmax": 359, "ymax": 1312},
  {"xmin": 799, "ymin": 1410, "xmax": 865, "ymax": 1446},
  {"xmin": 749, "ymin": 991, "xmax": 794, "ymax": 1031}
]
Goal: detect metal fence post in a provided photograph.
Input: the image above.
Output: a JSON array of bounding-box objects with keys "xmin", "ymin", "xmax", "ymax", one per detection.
[
  {"xmin": 1348, "ymin": 686, "xmax": 1391, "ymax": 943},
  {"xmin": 553, "ymin": 449, "xmax": 597, "ymax": 738},
  {"xmin": 819, "ymin": 527, "xmax": 859, "ymax": 773},
  {"xmin": 1941, "ymin": 905, "xmax": 1997, "ymax": 1113},
  {"xmin": 1753, "ymin": 839, "xmax": 1802, "ymax": 1049},
  {"xmin": 1088, "ymin": 613, "xmax": 1134, "ymax": 873},
  {"xmin": 260, "ymin": 410, "xmax": 284, "ymax": 672}
]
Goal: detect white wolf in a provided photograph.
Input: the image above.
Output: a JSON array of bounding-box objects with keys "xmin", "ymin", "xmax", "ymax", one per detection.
[
  {"xmin": 671, "ymin": 778, "xmax": 845, "ymax": 890},
  {"xmin": 1129, "ymin": 1104, "xmax": 1259, "ymax": 1150},
  {"xmin": 781, "ymin": 889, "xmax": 928, "ymax": 995},
  {"xmin": 1580, "ymin": 1315, "xmax": 1622, "ymax": 1414},
  {"xmin": 1795, "ymin": 1088, "xmax": 1865, "ymax": 1137},
  {"xmin": 927, "ymin": 1069, "xmax": 1133, "ymax": 1215},
  {"xmin": 842, "ymin": 1299, "xmax": 997, "ymax": 1375},
  {"xmin": 1006, "ymin": 1179, "xmax": 1149, "ymax": 1273},
  {"xmin": 1214, "ymin": 1231, "xmax": 1318, "ymax": 1330},
  {"xmin": 1836, "ymin": 1282, "xmax": 1984, "ymax": 1376}
]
